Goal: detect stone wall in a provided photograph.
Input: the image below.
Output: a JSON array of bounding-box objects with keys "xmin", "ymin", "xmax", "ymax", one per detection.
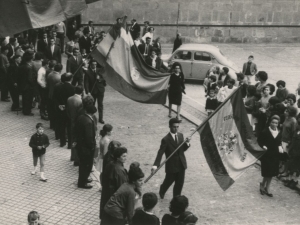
[{"xmin": 81, "ymin": 0, "xmax": 300, "ymax": 43}]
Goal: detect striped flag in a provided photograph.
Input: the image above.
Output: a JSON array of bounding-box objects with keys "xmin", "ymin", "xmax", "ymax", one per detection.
[
  {"xmin": 198, "ymin": 88, "xmax": 266, "ymax": 191},
  {"xmin": 91, "ymin": 18, "xmax": 170, "ymax": 104},
  {"xmin": 0, "ymin": 0, "xmax": 99, "ymax": 37}
]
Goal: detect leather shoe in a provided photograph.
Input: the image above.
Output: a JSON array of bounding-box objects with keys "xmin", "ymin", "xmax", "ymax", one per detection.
[
  {"xmin": 78, "ymin": 184, "xmax": 93, "ymax": 189},
  {"xmin": 87, "ymin": 178, "xmax": 93, "ymax": 183},
  {"xmin": 99, "ymin": 119, "xmax": 105, "ymax": 124}
]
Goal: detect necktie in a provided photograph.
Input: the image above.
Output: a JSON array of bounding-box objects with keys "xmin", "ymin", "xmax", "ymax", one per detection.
[{"xmin": 175, "ymin": 134, "xmax": 178, "ymax": 144}]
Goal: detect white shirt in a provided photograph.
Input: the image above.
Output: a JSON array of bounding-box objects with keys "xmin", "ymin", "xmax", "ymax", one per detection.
[
  {"xmin": 223, "ymin": 86, "xmax": 237, "ymax": 99},
  {"xmin": 151, "ymin": 56, "xmax": 157, "ymax": 68},
  {"xmin": 37, "ymin": 66, "xmax": 47, "ymax": 88},
  {"xmin": 170, "ymin": 132, "xmax": 178, "ymax": 142},
  {"xmin": 51, "ymin": 45, "xmax": 55, "ymax": 54},
  {"xmin": 269, "ymin": 127, "xmax": 279, "ymax": 138}
]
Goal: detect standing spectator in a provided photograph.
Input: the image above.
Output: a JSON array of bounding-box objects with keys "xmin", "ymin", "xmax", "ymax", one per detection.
[
  {"xmin": 75, "ymin": 104, "xmax": 98, "ymax": 189},
  {"xmin": 155, "ymin": 51, "xmax": 168, "ymax": 72},
  {"xmin": 0, "ymin": 46, "xmax": 10, "ymax": 102},
  {"xmin": 285, "ymin": 114, "xmax": 300, "ymax": 189},
  {"xmin": 130, "ymin": 19, "xmax": 141, "ymax": 40},
  {"xmin": 47, "ymin": 63, "xmax": 63, "ymax": 133},
  {"xmin": 66, "ymin": 86, "xmax": 83, "ymax": 164},
  {"xmin": 53, "ymin": 73, "xmax": 75, "ymax": 147},
  {"xmin": 151, "ymin": 118, "xmax": 191, "ymax": 199},
  {"xmin": 172, "ymin": 33, "xmax": 182, "ymax": 53},
  {"xmin": 67, "ymin": 48, "xmax": 84, "ymax": 86},
  {"xmin": 6, "ymin": 38, "xmax": 18, "ymax": 61},
  {"xmin": 100, "ymin": 147, "xmax": 128, "ymax": 219},
  {"xmin": 216, "ymin": 80, "xmax": 225, "ymax": 104},
  {"xmin": 236, "ymin": 72, "xmax": 248, "ymax": 98},
  {"xmin": 67, "ymin": 20, "xmax": 77, "ymax": 40},
  {"xmin": 102, "ymin": 141, "xmax": 122, "ymax": 175},
  {"xmin": 102, "ymin": 164, "xmax": 145, "ymax": 225},
  {"xmin": 142, "ymin": 27, "xmax": 154, "ymax": 44},
  {"xmin": 29, "ymin": 123, "xmax": 50, "ymax": 181},
  {"xmin": 205, "ymin": 89, "xmax": 218, "ymax": 116},
  {"xmin": 142, "ymin": 21, "xmax": 150, "ymax": 36},
  {"xmin": 37, "ymin": 32, "xmax": 49, "ymax": 55},
  {"xmin": 37, "ymin": 59, "xmax": 49, "ymax": 120},
  {"xmin": 87, "ymin": 20, "xmax": 95, "ymax": 36},
  {"xmin": 206, "ymin": 75, "xmax": 217, "ymax": 97},
  {"xmin": 162, "ymin": 195, "xmax": 189, "ymax": 225},
  {"xmin": 84, "ymin": 60, "xmax": 106, "ymax": 123},
  {"xmin": 28, "ymin": 29, "xmax": 38, "ymax": 49},
  {"xmin": 244, "ymin": 85, "xmax": 258, "ymax": 131},
  {"xmin": 223, "ymin": 79, "xmax": 237, "ymax": 99},
  {"xmin": 286, "ymin": 94, "xmax": 296, "ymax": 107},
  {"xmin": 242, "ymin": 55, "xmax": 257, "ymax": 85},
  {"xmin": 45, "ymin": 37, "xmax": 62, "ymax": 63},
  {"xmin": 282, "ymin": 106, "xmax": 298, "ymax": 153},
  {"xmin": 218, "ymin": 67, "xmax": 232, "ymax": 87},
  {"xmin": 132, "ymin": 192, "xmax": 160, "ymax": 225},
  {"xmin": 167, "ymin": 63, "xmax": 186, "ymax": 120},
  {"xmin": 255, "ymin": 71, "xmax": 268, "ymax": 97},
  {"xmin": 19, "ymin": 51, "xmax": 35, "ymax": 115},
  {"xmin": 8, "ymin": 55, "xmax": 21, "ymax": 111},
  {"xmin": 275, "ymin": 80, "xmax": 289, "ymax": 103},
  {"xmin": 27, "ymin": 211, "xmax": 42, "ymax": 225},
  {"xmin": 138, "ymin": 37, "xmax": 153, "ymax": 58},
  {"xmin": 145, "ymin": 50, "xmax": 157, "ymax": 68},
  {"xmin": 65, "ymin": 36, "xmax": 80, "ymax": 58},
  {"xmin": 95, "ymin": 124, "xmax": 113, "ymax": 185},
  {"xmin": 54, "ymin": 21, "xmax": 66, "ymax": 53},
  {"xmin": 152, "ymin": 37, "xmax": 161, "ymax": 53},
  {"xmin": 51, "ymin": 31, "xmax": 61, "ymax": 47},
  {"xmin": 79, "ymin": 28, "xmax": 92, "ymax": 54},
  {"xmin": 256, "ymin": 86, "xmax": 271, "ymax": 137},
  {"xmin": 258, "ymin": 115, "xmax": 283, "ymax": 197}
]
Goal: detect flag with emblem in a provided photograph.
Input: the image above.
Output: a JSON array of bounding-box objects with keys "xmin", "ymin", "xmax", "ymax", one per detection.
[
  {"xmin": 91, "ymin": 17, "xmax": 170, "ymax": 104},
  {"xmin": 198, "ymin": 87, "xmax": 266, "ymax": 191},
  {"xmin": 0, "ymin": 0, "xmax": 100, "ymax": 37}
]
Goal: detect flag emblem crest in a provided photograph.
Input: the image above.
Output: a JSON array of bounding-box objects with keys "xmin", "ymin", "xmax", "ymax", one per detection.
[
  {"xmin": 217, "ymin": 131, "xmax": 238, "ymax": 155},
  {"xmin": 131, "ymin": 67, "xmax": 140, "ymax": 81}
]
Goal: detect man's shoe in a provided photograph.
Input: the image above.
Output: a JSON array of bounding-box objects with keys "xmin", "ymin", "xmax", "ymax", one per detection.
[
  {"xmin": 78, "ymin": 184, "xmax": 93, "ymax": 189},
  {"xmin": 73, "ymin": 162, "xmax": 79, "ymax": 167},
  {"xmin": 99, "ymin": 119, "xmax": 105, "ymax": 124},
  {"xmin": 87, "ymin": 178, "xmax": 93, "ymax": 183}
]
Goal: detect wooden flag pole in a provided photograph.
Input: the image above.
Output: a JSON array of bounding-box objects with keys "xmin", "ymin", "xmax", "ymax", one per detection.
[
  {"xmin": 144, "ymin": 86, "xmax": 242, "ymax": 183},
  {"xmin": 176, "ymin": 3, "xmax": 180, "ymax": 34}
]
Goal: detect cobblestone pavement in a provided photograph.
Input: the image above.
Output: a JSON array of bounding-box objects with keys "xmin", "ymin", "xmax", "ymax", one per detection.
[{"xmin": 1, "ymin": 83, "xmax": 300, "ymax": 224}]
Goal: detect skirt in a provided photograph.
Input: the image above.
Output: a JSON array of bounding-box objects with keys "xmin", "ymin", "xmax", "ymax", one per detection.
[{"xmin": 168, "ymin": 89, "xmax": 182, "ymax": 106}]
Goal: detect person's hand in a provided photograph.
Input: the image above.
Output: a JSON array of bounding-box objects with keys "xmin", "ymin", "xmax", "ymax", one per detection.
[
  {"xmin": 14, "ymin": 83, "xmax": 17, "ymax": 87},
  {"xmin": 72, "ymin": 142, "xmax": 77, "ymax": 148},
  {"xmin": 37, "ymin": 146, "xmax": 42, "ymax": 150},
  {"xmin": 186, "ymin": 137, "xmax": 191, "ymax": 143},
  {"xmin": 279, "ymin": 146, "xmax": 284, "ymax": 153},
  {"xmin": 151, "ymin": 166, "xmax": 157, "ymax": 174},
  {"xmin": 263, "ymin": 146, "xmax": 267, "ymax": 150}
]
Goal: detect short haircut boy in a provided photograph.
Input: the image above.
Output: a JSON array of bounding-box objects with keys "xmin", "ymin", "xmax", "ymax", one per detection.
[
  {"xmin": 209, "ymin": 75, "xmax": 216, "ymax": 82},
  {"xmin": 142, "ymin": 192, "xmax": 158, "ymax": 211},
  {"xmin": 36, "ymin": 123, "xmax": 43, "ymax": 129}
]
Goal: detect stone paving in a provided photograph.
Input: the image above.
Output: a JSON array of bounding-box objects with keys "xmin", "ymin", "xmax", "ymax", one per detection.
[{"xmin": 1, "ymin": 83, "xmax": 300, "ymax": 224}]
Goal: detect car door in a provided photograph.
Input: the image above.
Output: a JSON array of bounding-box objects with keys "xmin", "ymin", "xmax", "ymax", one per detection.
[
  {"xmin": 191, "ymin": 52, "xmax": 213, "ymax": 80},
  {"xmin": 171, "ymin": 50, "xmax": 192, "ymax": 77}
]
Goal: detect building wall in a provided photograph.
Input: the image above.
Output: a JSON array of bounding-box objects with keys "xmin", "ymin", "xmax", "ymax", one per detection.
[{"xmin": 82, "ymin": 0, "xmax": 300, "ymax": 43}]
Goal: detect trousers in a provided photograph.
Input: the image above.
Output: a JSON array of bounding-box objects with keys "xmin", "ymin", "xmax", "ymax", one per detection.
[
  {"xmin": 159, "ymin": 169, "xmax": 185, "ymax": 198},
  {"xmin": 22, "ymin": 89, "xmax": 34, "ymax": 115},
  {"xmin": 92, "ymin": 92, "xmax": 105, "ymax": 120},
  {"xmin": 78, "ymin": 150, "xmax": 94, "ymax": 187}
]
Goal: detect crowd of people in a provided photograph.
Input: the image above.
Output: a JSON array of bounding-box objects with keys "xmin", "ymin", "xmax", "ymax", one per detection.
[
  {"xmin": 203, "ymin": 55, "xmax": 300, "ymax": 197},
  {"xmin": 0, "ymin": 18, "xmax": 199, "ymax": 225}
]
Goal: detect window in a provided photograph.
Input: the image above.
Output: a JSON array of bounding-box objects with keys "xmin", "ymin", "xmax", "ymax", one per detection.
[
  {"xmin": 194, "ymin": 52, "xmax": 212, "ymax": 61},
  {"xmin": 173, "ymin": 51, "xmax": 192, "ymax": 60}
]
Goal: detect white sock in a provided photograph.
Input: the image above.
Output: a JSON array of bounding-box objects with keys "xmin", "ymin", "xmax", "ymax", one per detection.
[
  {"xmin": 33, "ymin": 166, "xmax": 37, "ymax": 171},
  {"xmin": 40, "ymin": 172, "xmax": 46, "ymax": 179}
]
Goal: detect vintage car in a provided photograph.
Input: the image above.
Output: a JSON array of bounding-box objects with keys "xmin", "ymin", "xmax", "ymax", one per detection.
[{"xmin": 165, "ymin": 44, "xmax": 239, "ymax": 81}]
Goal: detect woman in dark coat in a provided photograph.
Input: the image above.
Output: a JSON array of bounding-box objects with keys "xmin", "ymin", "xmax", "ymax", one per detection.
[
  {"xmin": 168, "ymin": 62, "xmax": 186, "ymax": 120},
  {"xmin": 172, "ymin": 33, "xmax": 182, "ymax": 53},
  {"xmin": 100, "ymin": 147, "xmax": 128, "ymax": 219},
  {"xmin": 257, "ymin": 115, "xmax": 283, "ymax": 197}
]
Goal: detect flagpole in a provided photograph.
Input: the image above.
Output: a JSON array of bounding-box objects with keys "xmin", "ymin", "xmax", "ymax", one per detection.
[{"xmin": 144, "ymin": 86, "xmax": 242, "ymax": 183}]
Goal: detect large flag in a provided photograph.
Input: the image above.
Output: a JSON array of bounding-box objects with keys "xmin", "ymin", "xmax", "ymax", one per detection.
[
  {"xmin": 0, "ymin": 0, "xmax": 99, "ymax": 37},
  {"xmin": 91, "ymin": 18, "xmax": 170, "ymax": 104},
  {"xmin": 198, "ymin": 88, "xmax": 266, "ymax": 191}
]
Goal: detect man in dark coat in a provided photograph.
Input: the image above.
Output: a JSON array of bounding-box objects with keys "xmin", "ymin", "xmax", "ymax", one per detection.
[
  {"xmin": 138, "ymin": 37, "xmax": 153, "ymax": 58},
  {"xmin": 6, "ymin": 38, "xmax": 17, "ymax": 61},
  {"xmin": 53, "ymin": 73, "xmax": 75, "ymax": 147},
  {"xmin": 67, "ymin": 48, "xmax": 83, "ymax": 86},
  {"xmin": 84, "ymin": 60, "xmax": 106, "ymax": 124},
  {"xmin": 0, "ymin": 46, "xmax": 10, "ymax": 102},
  {"xmin": 130, "ymin": 19, "xmax": 141, "ymax": 40},
  {"xmin": 79, "ymin": 28, "xmax": 92, "ymax": 54},
  {"xmin": 18, "ymin": 51, "xmax": 35, "ymax": 115},
  {"xmin": 8, "ymin": 55, "xmax": 21, "ymax": 111},
  {"xmin": 45, "ymin": 37, "xmax": 61, "ymax": 63},
  {"xmin": 172, "ymin": 33, "xmax": 182, "ymax": 53},
  {"xmin": 37, "ymin": 32, "xmax": 50, "ymax": 55},
  {"xmin": 151, "ymin": 118, "xmax": 191, "ymax": 198},
  {"xmin": 142, "ymin": 21, "xmax": 150, "ymax": 36},
  {"xmin": 74, "ymin": 104, "xmax": 97, "ymax": 189}
]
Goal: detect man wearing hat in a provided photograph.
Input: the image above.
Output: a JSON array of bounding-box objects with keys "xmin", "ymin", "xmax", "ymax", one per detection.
[{"xmin": 151, "ymin": 118, "xmax": 191, "ymax": 199}]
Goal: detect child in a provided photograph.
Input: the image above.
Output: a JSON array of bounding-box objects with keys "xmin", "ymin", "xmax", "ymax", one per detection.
[
  {"xmin": 223, "ymin": 78, "xmax": 237, "ymax": 99},
  {"xmin": 206, "ymin": 75, "xmax": 217, "ymax": 97},
  {"xmin": 205, "ymin": 89, "xmax": 218, "ymax": 116},
  {"xmin": 178, "ymin": 211, "xmax": 198, "ymax": 225},
  {"xmin": 28, "ymin": 211, "xmax": 42, "ymax": 225},
  {"xmin": 275, "ymin": 80, "xmax": 289, "ymax": 102},
  {"xmin": 216, "ymin": 80, "xmax": 225, "ymax": 105},
  {"xmin": 132, "ymin": 192, "xmax": 160, "ymax": 225},
  {"xmin": 29, "ymin": 123, "xmax": 50, "ymax": 181},
  {"xmin": 162, "ymin": 195, "xmax": 189, "ymax": 225},
  {"xmin": 203, "ymin": 72, "xmax": 210, "ymax": 94}
]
